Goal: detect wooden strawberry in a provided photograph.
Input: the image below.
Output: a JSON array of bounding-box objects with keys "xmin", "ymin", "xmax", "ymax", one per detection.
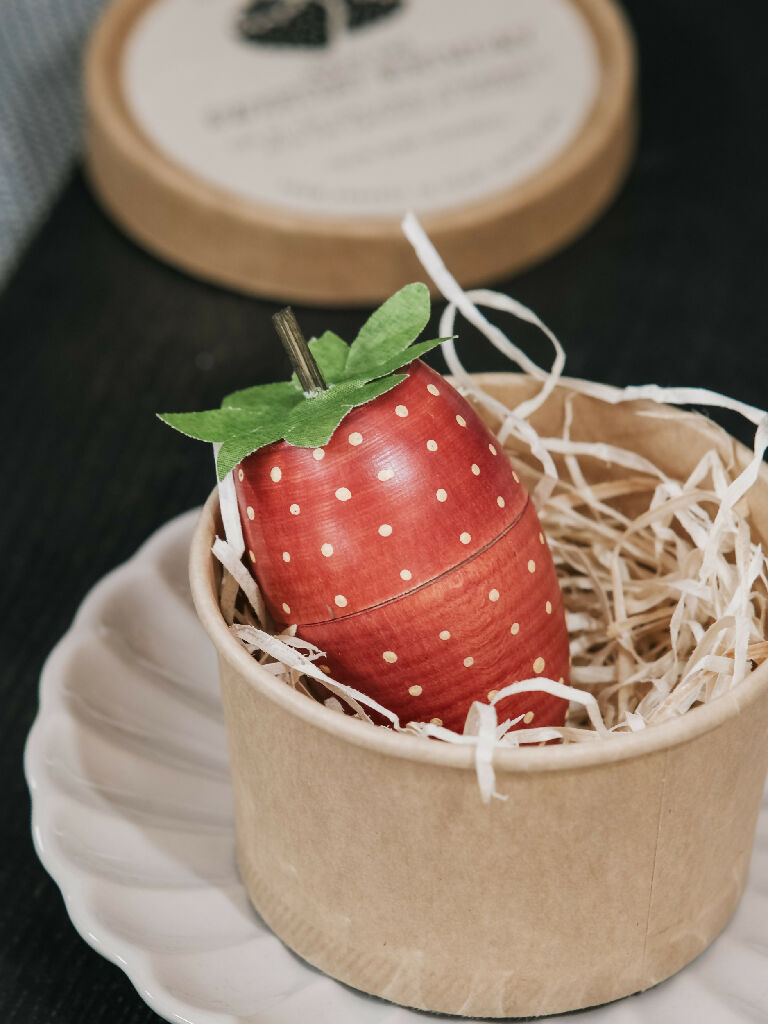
[{"xmin": 160, "ymin": 284, "xmax": 570, "ymax": 733}]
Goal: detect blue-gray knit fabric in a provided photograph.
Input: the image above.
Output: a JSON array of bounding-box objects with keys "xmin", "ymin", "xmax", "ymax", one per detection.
[{"xmin": 0, "ymin": 0, "xmax": 107, "ymax": 285}]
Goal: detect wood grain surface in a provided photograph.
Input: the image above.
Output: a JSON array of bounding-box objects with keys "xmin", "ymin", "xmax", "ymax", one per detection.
[{"xmin": 236, "ymin": 360, "xmax": 569, "ymax": 730}]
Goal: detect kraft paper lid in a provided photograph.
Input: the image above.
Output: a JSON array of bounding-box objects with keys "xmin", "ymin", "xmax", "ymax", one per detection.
[{"xmin": 84, "ymin": 0, "xmax": 636, "ymax": 305}]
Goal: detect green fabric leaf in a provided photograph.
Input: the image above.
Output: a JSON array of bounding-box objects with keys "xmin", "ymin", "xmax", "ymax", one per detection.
[
  {"xmin": 215, "ymin": 424, "xmax": 288, "ymax": 479},
  {"xmin": 352, "ymin": 337, "xmax": 450, "ymax": 382},
  {"xmin": 158, "ymin": 285, "xmax": 445, "ymax": 470},
  {"xmin": 283, "ymin": 375, "xmax": 407, "ymax": 448},
  {"xmin": 351, "ymin": 374, "xmax": 410, "ymax": 406},
  {"xmin": 220, "ymin": 379, "xmax": 303, "ymax": 411},
  {"xmin": 157, "ymin": 408, "xmax": 275, "ymax": 442},
  {"xmin": 345, "ymin": 282, "xmax": 430, "ymax": 377},
  {"xmin": 308, "ymin": 331, "xmax": 350, "ymax": 383}
]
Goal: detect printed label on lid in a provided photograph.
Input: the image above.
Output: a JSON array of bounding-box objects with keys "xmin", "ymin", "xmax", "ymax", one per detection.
[{"xmin": 123, "ymin": 0, "xmax": 600, "ymax": 218}]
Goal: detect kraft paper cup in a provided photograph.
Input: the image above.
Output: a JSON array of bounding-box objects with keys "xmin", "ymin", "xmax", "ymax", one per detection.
[{"xmin": 189, "ymin": 374, "xmax": 768, "ymax": 1018}]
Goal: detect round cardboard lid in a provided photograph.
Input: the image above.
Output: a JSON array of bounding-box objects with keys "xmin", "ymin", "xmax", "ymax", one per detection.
[{"xmin": 85, "ymin": 0, "xmax": 636, "ymax": 305}]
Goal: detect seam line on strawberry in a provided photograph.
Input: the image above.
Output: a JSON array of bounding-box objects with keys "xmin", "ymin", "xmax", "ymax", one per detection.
[{"xmin": 294, "ymin": 496, "xmax": 531, "ymax": 628}]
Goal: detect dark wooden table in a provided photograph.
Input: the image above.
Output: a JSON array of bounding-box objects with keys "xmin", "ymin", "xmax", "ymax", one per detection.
[{"xmin": 2, "ymin": 2, "xmax": 767, "ymax": 1020}]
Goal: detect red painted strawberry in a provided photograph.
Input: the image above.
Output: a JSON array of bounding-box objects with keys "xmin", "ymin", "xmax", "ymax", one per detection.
[{"xmin": 160, "ymin": 284, "xmax": 570, "ymax": 733}]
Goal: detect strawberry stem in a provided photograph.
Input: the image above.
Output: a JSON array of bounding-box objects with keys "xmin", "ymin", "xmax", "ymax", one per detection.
[{"xmin": 273, "ymin": 307, "xmax": 328, "ymax": 396}]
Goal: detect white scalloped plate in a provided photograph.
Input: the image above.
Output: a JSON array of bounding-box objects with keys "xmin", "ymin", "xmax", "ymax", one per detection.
[{"xmin": 24, "ymin": 511, "xmax": 768, "ymax": 1023}]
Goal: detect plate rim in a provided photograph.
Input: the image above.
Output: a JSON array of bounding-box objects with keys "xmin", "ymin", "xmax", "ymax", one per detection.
[
  {"xmin": 24, "ymin": 509, "xmax": 240, "ymax": 1024},
  {"xmin": 22, "ymin": 501, "xmax": 768, "ymax": 1022}
]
